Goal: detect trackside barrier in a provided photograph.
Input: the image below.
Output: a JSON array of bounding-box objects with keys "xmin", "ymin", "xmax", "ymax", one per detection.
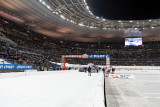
[{"xmin": 112, "ymin": 66, "xmax": 160, "ymax": 71}]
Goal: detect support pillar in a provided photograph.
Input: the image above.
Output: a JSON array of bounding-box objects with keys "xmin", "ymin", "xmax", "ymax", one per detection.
[{"xmin": 62, "ymin": 57, "xmax": 66, "ymax": 70}]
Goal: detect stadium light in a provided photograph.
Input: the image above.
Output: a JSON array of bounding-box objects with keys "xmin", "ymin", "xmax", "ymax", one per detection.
[
  {"xmin": 86, "ymin": 6, "xmax": 89, "ymax": 10},
  {"xmin": 42, "ymin": 1, "xmax": 45, "ymax": 5},
  {"xmin": 60, "ymin": 15, "xmax": 66, "ymax": 20},
  {"xmin": 89, "ymin": 26, "xmax": 94, "ymax": 29},
  {"xmin": 96, "ymin": 17, "xmax": 99, "ymax": 19},
  {"xmin": 79, "ymin": 23, "xmax": 85, "ymax": 26},
  {"xmin": 47, "ymin": 6, "xmax": 50, "ymax": 9},
  {"xmin": 89, "ymin": 11, "xmax": 93, "ymax": 15}
]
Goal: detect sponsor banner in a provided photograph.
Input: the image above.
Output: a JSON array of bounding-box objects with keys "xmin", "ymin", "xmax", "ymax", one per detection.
[
  {"xmin": 88, "ymin": 55, "xmax": 109, "ymax": 58},
  {"xmin": 64, "ymin": 55, "xmax": 82, "ymax": 58},
  {"xmin": 0, "ymin": 64, "xmax": 32, "ymax": 70},
  {"xmin": 108, "ymin": 74, "xmax": 135, "ymax": 79},
  {"xmin": 64, "ymin": 55, "xmax": 110, "ymax": 59},
  {"xmin": 82, "ymin": 54, "xmax": 88, "ymax": 58}
]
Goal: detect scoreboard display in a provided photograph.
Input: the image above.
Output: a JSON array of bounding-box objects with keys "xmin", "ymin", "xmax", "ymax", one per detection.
[{"xmin": 125, "ymin": 38, "xmax": 143, "ymax": 46}]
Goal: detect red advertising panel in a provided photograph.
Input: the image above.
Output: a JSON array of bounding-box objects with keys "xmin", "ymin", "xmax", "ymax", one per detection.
[{"xmin": 64, "ymin": 55, "xmax": 82, "ymax": 58}]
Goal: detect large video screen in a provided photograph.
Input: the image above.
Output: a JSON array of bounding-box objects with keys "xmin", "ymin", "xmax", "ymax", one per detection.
[{"xmin": 125, "ymin": 38, "xmax": 143, "ymax": 46}]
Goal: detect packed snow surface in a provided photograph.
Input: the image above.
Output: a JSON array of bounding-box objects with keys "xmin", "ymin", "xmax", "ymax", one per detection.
[{"xmin": 0, "ymin": 70, "xmax": 105, "ymax": 107}]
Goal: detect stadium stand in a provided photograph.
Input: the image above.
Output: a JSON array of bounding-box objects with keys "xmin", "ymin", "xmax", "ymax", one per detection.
[{"xmin": 0, "ymin": 16, "xmax": 160, "ymax": 70}]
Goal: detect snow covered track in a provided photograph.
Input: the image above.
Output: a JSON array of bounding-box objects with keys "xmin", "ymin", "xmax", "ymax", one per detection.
[
  {"xmin": 0, "ymin": 70, "xmax": 105, "ymax": 107},
  {"xmin": 105, "ymin": 77, "xmax": 156, "ymax": 107}
]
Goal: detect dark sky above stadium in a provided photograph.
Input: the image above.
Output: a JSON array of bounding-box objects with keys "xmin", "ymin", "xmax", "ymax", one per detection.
[{"xmin": 86, "ymin": 0, "xmax": 160, "ymax": 20}]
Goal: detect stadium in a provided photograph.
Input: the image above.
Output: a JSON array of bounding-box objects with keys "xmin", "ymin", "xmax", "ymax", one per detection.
[{"xmin": 0, "ymin": 0, "xmax": 160, "ymax": 107}]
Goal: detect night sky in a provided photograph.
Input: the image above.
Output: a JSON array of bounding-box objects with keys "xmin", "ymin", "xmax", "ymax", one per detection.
[{"xmin": 86, "ymin": 0, "xmax": 160, "ymax": 20}]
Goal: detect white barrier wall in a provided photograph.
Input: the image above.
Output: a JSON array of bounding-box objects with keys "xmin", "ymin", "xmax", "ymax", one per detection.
[
  {"xmin": 112, "ymin": 66, "xmax": 160, "ymax": 74},
  {"xmin": 113, "ymin": 66, "xmax": 160, "ymax": 70}
]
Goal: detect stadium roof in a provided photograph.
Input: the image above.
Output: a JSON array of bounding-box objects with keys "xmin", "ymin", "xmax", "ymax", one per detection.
[{"xmin": 0, "ymin": 0, "xmax": 160, "ymax": 42}]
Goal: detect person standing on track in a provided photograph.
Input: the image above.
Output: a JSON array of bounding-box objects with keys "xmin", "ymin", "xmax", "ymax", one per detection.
[
  {"xmin": 102, "ymin": 68, "xmax": 105, "ymax": 74},
  {"xmin": 88, "ymin": 66, "xmax": 91, "ymax": 76},
  {"xmin": 96, "ymin": 67, "xmax": 99, "ymax": 73}
]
